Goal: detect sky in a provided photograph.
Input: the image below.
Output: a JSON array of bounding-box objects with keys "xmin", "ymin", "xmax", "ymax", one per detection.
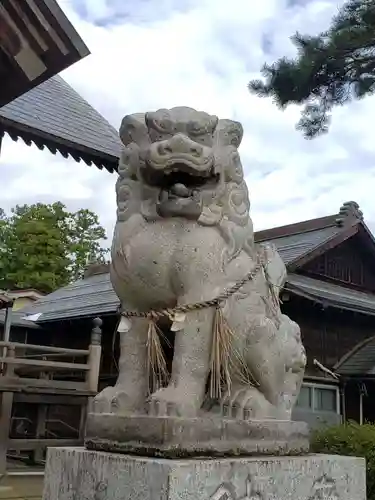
[{"xmin": 2, "ymin": 0, "xmax": 375, "ymax": 243}]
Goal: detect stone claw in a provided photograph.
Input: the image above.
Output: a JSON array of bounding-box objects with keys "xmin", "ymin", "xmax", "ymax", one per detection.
[
  {"xmin": 220, "ymin": 385, "xmax": 277, "ymax": 420},
  {"xmin": 148, "ymin": 386, "xmax": 200, "ymax": 417},
  {"xmin": 92, "ymin": 386, "xmax": 145, "ymax": 414}
]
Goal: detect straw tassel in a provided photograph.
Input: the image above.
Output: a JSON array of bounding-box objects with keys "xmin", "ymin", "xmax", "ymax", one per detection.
[
  {"xmin": 209, "ymin": 305, "xmax": 260, "ymax": 399},
  {"xmin": 146, "ymin": 313, "xmax": 169, "ymax": 395},
  {"xmin": 209, "ymin": 305, "xmax": 234, "ymax": 399}
]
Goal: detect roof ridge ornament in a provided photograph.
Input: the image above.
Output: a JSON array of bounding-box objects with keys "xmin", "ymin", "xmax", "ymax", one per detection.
[{"xmin": 336, "ymin": 201, "xmax": 363, "ymax": 226}]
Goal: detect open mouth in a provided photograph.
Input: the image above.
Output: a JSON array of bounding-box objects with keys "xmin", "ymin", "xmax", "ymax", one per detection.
[{"xmin": 143, "ymin": 162, "xmax": 219, "ymax": 196}]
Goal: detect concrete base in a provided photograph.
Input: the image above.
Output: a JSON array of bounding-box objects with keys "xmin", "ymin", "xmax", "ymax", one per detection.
[
  {"xmin": 85, "ymin": 414, "xmax": 310, "ymax": 457},
  {"xmin": 42, "ymin": 447, "xmax": 366, "ymax": 500}
]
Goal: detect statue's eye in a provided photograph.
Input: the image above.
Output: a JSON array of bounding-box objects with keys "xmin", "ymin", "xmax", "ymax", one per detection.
[
  {"xmin": 154, "ymin": 119, "xmax": 173, "ymax": 133},
  {"xmin": 187, "ymin": 121, "xmax": 204, "ymax": 136}
]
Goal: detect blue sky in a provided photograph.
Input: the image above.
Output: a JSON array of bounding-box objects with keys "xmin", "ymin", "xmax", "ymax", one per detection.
[{"xmin": 2, "ymin": 0, "xmax": 375, "ymax": 240}]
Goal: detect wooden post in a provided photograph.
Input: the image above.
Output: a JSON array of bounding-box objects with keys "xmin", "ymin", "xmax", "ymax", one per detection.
[
  {"xmin": 33, "ymin": 371, "xmax": 49, "ymax": 463},
  {"xmin": 80, "ymin": 318, "xmax": 102, "ymax": 442},
  {"xmin": 0, "ymin": 345, "xmax": 15, "ymax": 475},
  {"xmin": 3, "ymin": 305, "xmax": 13, "ymax": 344},
  {"xmin": 1, "ymin": 304, "xmax": 13, "ymax": 375},
  {"xmin": 87, "ymin": 317, "xmax": 102, "ymax": 393}
]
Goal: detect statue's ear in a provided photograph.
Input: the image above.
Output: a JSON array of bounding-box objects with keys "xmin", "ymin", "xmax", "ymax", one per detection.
[
  {"xmin": 214, "ymin": 119, "xmax": 243, "ymax": 148},
  {"xmin": 119, "ymin": 113, "xmax": 150, "ymax": 147}
]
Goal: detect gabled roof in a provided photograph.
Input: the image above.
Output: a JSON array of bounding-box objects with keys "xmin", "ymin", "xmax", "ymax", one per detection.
[
  {"xmin": 255, "ymin": 201, "xmax": 372, "ymax": 271},
  {"xmin": 0, "ymin": 75, "xmax": 122, "ymax": 172}
]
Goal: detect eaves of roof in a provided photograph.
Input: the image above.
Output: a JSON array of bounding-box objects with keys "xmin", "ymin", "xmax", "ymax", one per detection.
[{"xmin": 0, "ymin": 76, "xmax": 122, "ymax": 172}]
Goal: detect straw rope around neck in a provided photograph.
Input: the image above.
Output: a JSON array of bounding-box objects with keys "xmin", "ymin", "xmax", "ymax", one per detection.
[{"xmin": 119, "ymin": 257, "xmax": 278, "ymax": 398}]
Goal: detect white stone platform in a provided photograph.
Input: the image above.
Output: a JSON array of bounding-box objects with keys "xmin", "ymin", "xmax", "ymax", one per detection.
[
  {"xmin": 85, "ymin": 414, "xmax": 310, "ymax": 457},
  {"xmin": 42, "ymin": 447, "xmax": 366, "ymax": 500}
]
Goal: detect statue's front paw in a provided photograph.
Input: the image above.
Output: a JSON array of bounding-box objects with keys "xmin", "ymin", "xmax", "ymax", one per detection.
[
  {"xmin": 220, "ymin": 385, "xmax": 278, "ymax": 420},
  {"xmin": 92, "ymin": 386, "xmax": 144, "ymax": 414},
  {"xmin": 148, "ymin": 386, "xmax": 199, "ymax": 417}
]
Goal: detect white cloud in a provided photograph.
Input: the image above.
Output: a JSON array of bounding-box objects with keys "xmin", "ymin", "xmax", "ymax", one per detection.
[{"xmin": 1, "ymin": 0, "xmax": 375, "ymax": 241}]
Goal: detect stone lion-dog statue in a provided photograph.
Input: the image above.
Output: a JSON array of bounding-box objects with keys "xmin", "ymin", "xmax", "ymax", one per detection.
[{"xmin": 93, "ymin": 107, "xmax": 306, "ymax": 422}]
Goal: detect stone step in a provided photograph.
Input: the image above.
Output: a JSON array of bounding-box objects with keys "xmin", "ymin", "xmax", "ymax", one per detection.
[{"xmin": 0, "ymin": 473, "xmax": 43, "ymax": 500}]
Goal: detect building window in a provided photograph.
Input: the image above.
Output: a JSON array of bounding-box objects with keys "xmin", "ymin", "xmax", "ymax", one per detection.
[
  {"xmin": 314, "ymin": 387, "xmax": 337, "ymax": 412},
  {"xmin": 296, "ymin": 386, "xmax": 312, "ymax": 409},
  {"xmin": 296, "ymin": 383, "xmax": 339, "ymax": 413}
]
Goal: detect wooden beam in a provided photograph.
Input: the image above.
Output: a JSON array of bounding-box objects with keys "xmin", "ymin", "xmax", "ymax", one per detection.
[
  {"xmin": 0, "ymin": 341, "xmax": 89, "ymax": 356},
  {"xmin": 13, "ymin": 393, "xmax": 87, "ymax": 405},
  {"xmin": 0, "ymin": 346, "xmax": 15, "ymax": 474},
  {"xmin": 0, "ymin": 357, "xmax": 90, "ymax": 371},
  {"xmin": 0, "ymin": 385, "xmax": 94, "ymax": 396},
  {"xmin": 0, "ymin": 376, "xmax": 89, "ymax": 392},
  {"xmin": 35, "ymin": 0, "xmax": 89, "ymax": 56},
  {"xmin": 0, "ymin": 392, "xmax": 13, "ymax": 473},
  {"xmin": 34, "ymin": 401, "xmax": 47, "ymax": 462}
]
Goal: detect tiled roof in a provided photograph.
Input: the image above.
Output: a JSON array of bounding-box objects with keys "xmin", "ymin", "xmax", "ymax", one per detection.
[
  {"xmin": 0, "ymin": 76, "xmax": 122, "ymax": 172},
  {"xmin": 22, "ymin": 270, "xmax": 375, "ymax": 324},
  {"xmin": 20, "ymin": 272, "xmax": 119, "ymax": 323},
  {"xmin": 0, "ymin": 309, "xmax": 39, "ymax": 329},
  {"xmin": 263, "ymin": 226, "xmax": 342, "ymax": 265},
  {"xmin": 254, "ymin": 201, "xmax": 366, "ymax": 267},
  {"xmin": 335, "ymin": 336, "xmax": 375, "ymax": 376},
  {"xmin": 286, "ymin": 274, "xmax": 375, "ymax": 317}
]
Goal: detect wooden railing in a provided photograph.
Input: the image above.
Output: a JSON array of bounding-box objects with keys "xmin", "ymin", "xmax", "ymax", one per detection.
[{"xmin": 0, "ymin": 317, "xmax": 103, "ymax": 473}]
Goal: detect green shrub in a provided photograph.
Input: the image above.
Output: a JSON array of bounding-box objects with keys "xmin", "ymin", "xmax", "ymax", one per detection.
[{"xmin": 311, "ymin": 421, "xmax": 375, "ymax": 500}]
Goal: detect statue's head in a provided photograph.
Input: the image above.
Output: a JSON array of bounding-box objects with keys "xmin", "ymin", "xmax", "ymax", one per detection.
[{"xmin": 116, "ymin": 106, "xmax": 254, "ymax": 264}]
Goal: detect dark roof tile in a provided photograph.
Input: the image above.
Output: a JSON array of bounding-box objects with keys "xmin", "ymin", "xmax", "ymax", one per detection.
[
  {"xmin": 21, "ymin": 272, "xmax": 119, "ymax": 323},
  {"xmin": 0, "ymin": 76, "xmax": 122, "ymax": 171},
  {"xmin": 262, "ymin": 225, "xmax": 342, "ymax": 265},
  {"xmin": 286, "ymin": 274, "xmax": 375, "ymax": 316},
  {"xmin": 22, "ymin": 268, "xmax": 375, "ymax": 324},
  {"xmin": 335, "ymin": 336, "xmax": 375, "ymax": 376},
  {"xmin": 0, "ymin": 309, "xmax": 40, "ymax": 329}
]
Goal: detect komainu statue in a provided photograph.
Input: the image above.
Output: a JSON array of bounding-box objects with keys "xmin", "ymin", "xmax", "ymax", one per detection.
[{"xmin": 87, "ymin": 107, "xmax": 308, "ymax": 456}]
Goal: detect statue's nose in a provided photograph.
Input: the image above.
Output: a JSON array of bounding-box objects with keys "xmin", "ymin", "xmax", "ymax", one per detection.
[{"xmin": 160, "ymin": 134, "xmax": 203, "ymax": 157}]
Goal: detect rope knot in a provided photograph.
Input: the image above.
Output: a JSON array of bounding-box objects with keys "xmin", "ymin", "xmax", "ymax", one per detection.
[{"xmin": 148, "ymin": 310, "xmax": 159, "ymax": 322}]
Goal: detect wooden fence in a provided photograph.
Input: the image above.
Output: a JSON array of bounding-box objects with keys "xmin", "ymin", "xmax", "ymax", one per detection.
[{"xmin": 0, "ymin": 317, "xmax": 102, "ymax": 474}]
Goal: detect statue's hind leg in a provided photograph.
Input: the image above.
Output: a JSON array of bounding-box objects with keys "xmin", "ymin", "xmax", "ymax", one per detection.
[{"xmin": 219, "ymin": 315, "xmax": 286, "ymax": 419}]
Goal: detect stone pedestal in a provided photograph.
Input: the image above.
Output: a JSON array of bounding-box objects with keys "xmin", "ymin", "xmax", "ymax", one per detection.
[
  {"xmin": 42, "ymin": 447, "xmax": 366, "ymax": 500},
  {"xmin": 85, "ymin": 414, "xmax": 310, "ymax": 457}
]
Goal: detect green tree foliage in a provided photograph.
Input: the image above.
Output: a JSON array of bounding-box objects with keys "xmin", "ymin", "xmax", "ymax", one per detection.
[
  {"xmin": 311, "ymin": 421, "xmax": 375, "ymax": 500},
  {"xmin": 0, "ymin": 202, "xmax": 108, "ymax": 294},
  {"xmin": 249, "ymin": 0, "xmax": 375, "ymax": 138}
]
